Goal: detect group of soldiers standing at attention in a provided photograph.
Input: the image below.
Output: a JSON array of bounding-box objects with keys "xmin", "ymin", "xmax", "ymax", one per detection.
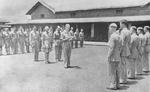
[
  {"xmin": 0, "ymin": 24, "xmax": 84, "ymax": 68},
  {"xmin": 107, "ymin": 19, "xmax": 150, "ymax": 90}
]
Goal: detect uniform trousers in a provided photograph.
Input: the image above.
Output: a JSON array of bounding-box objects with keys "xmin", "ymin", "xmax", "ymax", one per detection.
[
  {"xmin": 63, "ymin": 41, "xmax": 72, "ymax": 68},
  {"xmin": 12, "ymin": 39, "xmax": 18, "ymax": 54},
  {"xmin": 5, "ymin": 40, "xmax": 11, "ymax": 55},
  {"xmin": 80, "ymin": 40, "xmax": 84, "ymax": 47},
  {"xmin": 108, "ymin": 62, "xmax": 120, "ymax": 89},
  {"xmin": 45, "ymin": 51, "xmax": 49, "ymax": 62},
  {"xmin": 127, "ymin": 58, "xmax": 136, "ymax": 78},
  {"xmin": 19, "ymin": 39, "xmax": 25, "ymax": 54},
  {"xmin": 75, "ymin": 40, "xmax": 78, "ymax": 48},
  {"xmin": 119, "ymin": 56, "xmax": 128, "ymax": 83},
  {"xmin": 33, "ymin": 41, "xmax": 39, "ymax": 61},
  {"xmin": 0, "ymin": 40, "xmax": 3, "ymax": 55},
  {"xmin": 135, "ymin": 55, "xmax": 143, "ymax": 74},
  {"xmin": 25, "ymin": 39, "xmax": 30, "ymax": 53},
  {"xmin": 0, "ymin": 45, "xmax": 2, "ymax": 55},
  {"xmin": 143, "ymin": 52, "xmax": 149, "ymax": 72},
  {"xmin": 55, "ymin": 45, "xmax": 62, "ymax": 61}
]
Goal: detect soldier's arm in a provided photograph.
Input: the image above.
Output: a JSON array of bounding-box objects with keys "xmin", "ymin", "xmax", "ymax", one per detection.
[{"xmin": 107, "ymin": 36, "xmax": 115, "ymax": 60}]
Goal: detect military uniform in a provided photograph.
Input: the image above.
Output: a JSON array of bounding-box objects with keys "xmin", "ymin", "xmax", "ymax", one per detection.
[
  {"xmin": 30, "ymin": 29, "xmax": 40, "ymax": 61},
  {"xmin": 3, "ymin": 29, "xmax": 11, "ymax": 55},
  {"xmin": 128, "ymin": 33, "xmax": 139, "ymax": 78},
  {"xmin": 74, "ymin": 31, "xmax": 79, "ymax": 48},
  {"xmin": 54, "ymin": 30, "xmax": 62, "ymax": 62},
  {"xmin": 61, "ymin": 29, "xmax": 73, "ymax": 68},
  {"xmin": 42, "ymin": 31, "xmax": 53, "ymax": 63},
  {"xmin": 0, "ymin": 29, "xmax": 3, "ymax": 55},
  {"xmin": 79, "ymin": 31, "xmax": 84, "ymax": 47},
  {"xmin": 69, "ymin": 30, "xmax": 74, "ymax": 48},
  {"xmin": 143, "ymin": 31, "xmax": 150, "ymax": 72},
  {"xmin": 120, "ymin": 28, "xmax": 131, "ymax": 83},
  {"xmin": 136, "ymin": 33, "xmax": 145, "ymax": 74},
  {"xmin": 107, "ymin": 31, "xmax": 122, "ymax": 89},
  {"xmin": 10, "ymin": 28, "xmax": 18, "ymax": 54},
  {"xmin": 17, "ymin": 27, "xmax": 25, "ymax": 54},
  {"xmin": 24, "ymin": 28, "xmax": 30, "ymax": 53}
]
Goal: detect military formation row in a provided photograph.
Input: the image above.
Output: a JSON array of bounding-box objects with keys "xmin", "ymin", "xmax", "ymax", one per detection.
[
  {"xmin": 107, "ymin": 20, "xmax": 150, "ymax": 90},
  {"xmin": 0, "ymin": 24, "xmax": 84, "ymax": 67}
]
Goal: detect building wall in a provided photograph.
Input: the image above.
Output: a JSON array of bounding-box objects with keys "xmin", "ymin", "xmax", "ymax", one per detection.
[
  {"xmin": 31, "ymin": 4, "xmax": 55, "ymax": 19},
  {"xmin": 30, "ymin": 4, "xmax": 150, "ymax": 19},
  {"xmin": 55, "ymin": 6, "xmax": 150, "ymax": 18}
]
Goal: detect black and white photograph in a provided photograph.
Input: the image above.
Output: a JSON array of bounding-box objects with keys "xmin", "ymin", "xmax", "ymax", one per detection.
[{"xmin": 0, "ymin": 0, "xmax": 150, "ymax": 92}]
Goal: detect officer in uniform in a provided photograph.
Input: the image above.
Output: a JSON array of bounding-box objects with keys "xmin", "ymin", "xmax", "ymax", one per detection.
[
  {"xmin": 107, "ymin": 23, "xmax": 122, "ymax": 90},
  {"xmin": 17, "ymin": 26, "xmax": 25, "ymax": 54},
  {"xmin": 30, "ymin": 26, "xmax": 40, "ymax": 61},
  {"xmin": 42, "ymin": 26, "xmax": 53, "ymax": 63},
  {"xmin": 10, "ymin": 27, "xmax": 18, "ymax": 54},
  {"xmin": 119, "ymin": 19, "xmax": 131, "ymax": 84},
  {"xmin": 54, "ymin": 26, "xmax": 62, "ymax": 62},
  {"xmin": 69, "ymin": 27, "xmax": 74, "ymax": 48},
  {"xmin": 79, "ymin": 28, "xmax": 84, "ymax": 48},
  {"xmin": 61, "ymin": 24, "xmax": 73, "ymax": 68},
  {"xmin": 0, "ymin": 28, "xmax": 3, "ymax": 55},
  {"xmin": 3, "ymin": 28, "xmax": 11, "ymax": 55},
  {"xmin": 49, "ymin": 26, "xmax": 54, "ymax": 48},
  {"xmin": 127, "ymin": 26, "xmax": 139, "ymax": 79},
  {"xmin": 136, "ymin": 27, "xmax": 145, "ymax": 75},
  {"xmin": 24, "ymin": 27, "xmax": 30, "ymax": 53},
  {"xmin": 143, "ymin": 26, "xmax": 150, "ymax": 72},
  {"xmin": 74, "ymin": 28, "xmax": 79, "ymax": 48}
]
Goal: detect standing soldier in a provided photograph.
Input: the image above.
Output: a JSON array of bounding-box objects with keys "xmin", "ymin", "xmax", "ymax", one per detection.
[
  {"xmin": 30, "ymin": 26, "xmax": 40, "ymax": 61},
  {"xmin": 119, "ymin": 19, "xmax": 131, "ymax": 84},
  {"xmin": 0, "ymin": 28, "xmax": 3, "ymax": 55},
  {"xmin": 10, "ymin": 27, "xmax": 18, "ymax": 54},
  {"xmin": 24, "ymin": 27, "xmax": 30, "ymax": 53},
  {"xmin": 79, "ymin": 28, "xmax": 84, "ymax": 48},
  {"xmin": 17, "ymin": 26, "xmax": 25, "ymax": 54},
  {"xmin": 143, "ymin": 26, "xmax": 150, "ymax": 72},
  {"xmin": 127, "ymin": 26, "xmax": 139, "ymax": 79},
  {"xmin": 107, "ymin": 23, "xmax": 122, "ymax": 90},
  {"xmin": 74, "ymin": 28, "xmax": 79, "ymax": 48},
  {"xmin": 61, "ymin": 24, "xmax": 73, "ymax": 68},
  {"xmin": 3, "ymin": 28, "xmax": 11, "ymax": 55},
  {"xmin": 54, "ymin": 26, "xmax": 62, "ymax": 62},
  {"xmin": 11, "ymin": 27, "xmax": 18, "ymax": 54},
  {"xmin": 49, "ymin": 26, "xmax": 53, "ymax": 48},
  {"xmin": 136, "ymin": 27, "xmax": 145, "ymax": 75},
  {"xmin": 42, "ymin": 26, "xmax": 53, "ymax": 63},
  {"xmin": 38, "ymin": 26, "xmax": 43, "ymax": 52},
  {"xmin": 69, "ymin": 27, "xmax": 74, "ymax": 48}
]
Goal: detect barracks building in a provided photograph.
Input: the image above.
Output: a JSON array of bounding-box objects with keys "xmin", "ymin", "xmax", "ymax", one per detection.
[{"xmin": 9, "ymin": 0, "xmax": 150, "ymax": 42}]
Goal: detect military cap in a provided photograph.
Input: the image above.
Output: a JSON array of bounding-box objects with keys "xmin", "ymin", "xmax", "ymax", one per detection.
[
  {"xmin": 109, "ymin": 23, "xmax": 117, "ymax": 27},
  {"xmin": 137, "ymin": 27, "xmax": 143, "ymax": 30}
]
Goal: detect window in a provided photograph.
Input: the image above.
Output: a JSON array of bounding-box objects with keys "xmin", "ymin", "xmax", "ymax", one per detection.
[
  {"xmin": 116, "ymin": 9, "xmax": 123, "ymax": 15},
  {"xmin": 41, "ymin": 14, "xmax": 45, "ymax": 18},
  {"xmin": 71, "ymin": 12, "xmax": 76, "ymax": 17}
]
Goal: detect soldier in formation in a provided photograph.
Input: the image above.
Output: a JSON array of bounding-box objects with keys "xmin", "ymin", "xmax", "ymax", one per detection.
[
  {"xmin": 54, "ymin": 26, "xmax": 62, "ymax": 62},
  {"xmin": 107, "ymin": 19, "xmax": 150, "ymax": 90},
  {"xmin": 42, "ymin": 26, "xmax": 53, "ymax": 63},
  {"xmin": 30, "ymin": 26, "xmax": 40, "ymax": 61},
  {"xmin": 79, "ymin": 28, "xmax": 84, "ymax": 48},
  {"xmin": 107, "ymin": 23, "xmax": 122, "ymax": 90}
]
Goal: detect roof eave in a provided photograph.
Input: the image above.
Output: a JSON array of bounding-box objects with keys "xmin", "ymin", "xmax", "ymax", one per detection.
[{"xmin": 26, "ymin": 0, "xmax": 55, "ymax": 15}]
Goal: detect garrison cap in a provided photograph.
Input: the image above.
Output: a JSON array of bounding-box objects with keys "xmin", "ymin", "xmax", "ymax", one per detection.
[
  {"xmin": 137, "ymin": 27, "xmax": 143, "ymax": 30},
  {"xmin": 109, "ymin": 23, "xmax": 117, "ymax": 27}
]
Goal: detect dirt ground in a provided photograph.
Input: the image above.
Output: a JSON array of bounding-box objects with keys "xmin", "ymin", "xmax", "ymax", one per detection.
[{"xmin": 0, "ymin": 46, "xmax": 149, "ymax": 92}]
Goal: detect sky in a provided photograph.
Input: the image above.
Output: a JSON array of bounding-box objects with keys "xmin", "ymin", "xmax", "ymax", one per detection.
[{"xmin": 0, "ymin": 0, "xmax": 150, "ymax": 22}]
